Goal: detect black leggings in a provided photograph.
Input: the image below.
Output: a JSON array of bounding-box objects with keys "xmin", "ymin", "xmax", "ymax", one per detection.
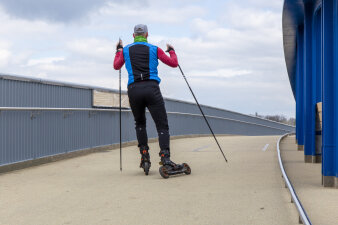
[{"xmin": 128, "ymin": 80, "xmax": 169, "ymax": 151}]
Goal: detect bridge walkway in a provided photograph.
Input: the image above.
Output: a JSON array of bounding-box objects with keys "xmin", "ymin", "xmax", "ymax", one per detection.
[
  {"xmin": 280, "ymin": 135, "xmax": 338, "ymax": 225},
  {"xmin": 0, "ymin": 136, "xmax": 298, "ymax": 225}
]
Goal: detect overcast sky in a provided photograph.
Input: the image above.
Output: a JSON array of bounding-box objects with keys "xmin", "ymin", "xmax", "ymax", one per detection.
[{"xmin": 0, "ymin": 0, "xmax": 295, "ymax": 117}]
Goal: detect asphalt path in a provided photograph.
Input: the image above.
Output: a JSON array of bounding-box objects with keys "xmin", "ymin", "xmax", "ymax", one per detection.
[{"xmin": 0, "ymin": 136, "xmax": 298, "ymax": 225}]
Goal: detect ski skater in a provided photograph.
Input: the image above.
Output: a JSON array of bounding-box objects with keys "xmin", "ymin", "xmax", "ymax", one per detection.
[{"xmin": 113, "ymin": 24, "xmax": 190, "ymax": 177}]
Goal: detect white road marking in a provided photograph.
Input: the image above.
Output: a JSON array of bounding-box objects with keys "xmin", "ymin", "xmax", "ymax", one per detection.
[
  {"xmin": 262, "ymin": 144, "xmax": 269, "ymax": 152},
  {"xmin": 192, "ymin": 145, "xmax": 210, "ymax": 152}
]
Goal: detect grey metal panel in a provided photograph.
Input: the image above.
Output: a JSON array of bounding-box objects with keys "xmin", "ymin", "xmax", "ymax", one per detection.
[
  {"xmin": 0, "ymin": 73, "xmax": 294, "ymax": 129},
  {"xmin": 0, "ymin": 109, "xmax": 290, "ymax": 166},
  {"xmin": 0, "ymin": 74, "xmax": 294, "ymax": 166},
  {"xmin": 164, "ymin": 99, "xmax": 295, "ymax": 131},
  {"xmin": 0, "ymin": 78, "xmax": 91, "ymax": 108},
  {"xmin": 0, "ymin": 73, "xmax": 122, "ymax": 94},
  {"xmin": 0, "ymin": 73, "xmax": 294, "ymax": 130}
]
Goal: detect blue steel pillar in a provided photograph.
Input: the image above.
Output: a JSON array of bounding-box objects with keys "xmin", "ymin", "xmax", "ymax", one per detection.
[
  {"xmin": 296, "ymin": 26, "xmax": 305, "ymax": 151},
  {"xmin": 333, "ymin": 0, "xmax": 338, "ymax": 187},
  {"xmin": 322, "ymin": 0, "xmax": 336, "ymax": 187},
  {"xmin": 314, "ymin": 9, "xmax": 322, "ymax": 105},
  {"xmin": 303, "ymin": 2, "xmax": 316, "ymax": 163},
  {"xmin": 313, "ymin": 7, "xmax": 323, "ymax": 162}
]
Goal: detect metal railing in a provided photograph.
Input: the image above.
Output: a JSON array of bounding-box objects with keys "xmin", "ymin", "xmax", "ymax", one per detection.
[
  {"xmin": 277, "ymin": 133, "xmax": 312, "ymax": 225},
  {"xmin": 0, "ymin": 107, "xmax": 292, "ymax": 132},
  {"xmin": 0, "ymin": 73, "xmax": 295, "ymax": 129}
]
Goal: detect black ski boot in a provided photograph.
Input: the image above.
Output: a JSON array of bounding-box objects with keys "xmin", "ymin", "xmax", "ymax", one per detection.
[
  {"xmin": 158, "ymin": 149, "xmax": 191, "ymax": 179},
  {"xmin": 139, "ymin": 146, "xmax": 151, "ymax": 175}
]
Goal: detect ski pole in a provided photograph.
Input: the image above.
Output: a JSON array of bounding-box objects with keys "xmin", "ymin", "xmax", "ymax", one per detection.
[
  {"xmin": 178, "ymin": 64, "xmax": 228, "ymax": 163},
  {"xmin": 119, "ymin": 68, "xmax": 122, "ymax": 171}
]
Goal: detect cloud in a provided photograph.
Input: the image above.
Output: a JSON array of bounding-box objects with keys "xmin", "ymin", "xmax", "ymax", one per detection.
[
  {"xmin": 66, "ymin": 38, "xmax": 113, "ymax": 63},
  {"xmin": 26, "ymin": 57, "xmax": 65, "ymax": 66},
  {"xmin": 0, "ymin": 49, "xmax": 11, "ymax": 67},
  {"xmin": 0, "ymin": 0, "xmax": 108, "ymax": 23},
  {"xmin": 0, "ymin": 41, "xmax": 11, "ymax": 67},
  {"xmin": 218, "ymin": 3, "xmax": 282, "ymax": 30},
  {"xmin": 0, "ymin": 0, "xmax": 295, "ymax": 117},
  {"xmin": 187, "ymin": 69, "xmax": 252, "ymax": 78},
  {"xmin": 100, "ymin": 2, "xmax": 206, "ymax": 24},
  {"xmin": 147, "ymin": 6, "xmax": 293, "ymax": 116},
  {"xmin": 245, "ymin": 0, "xmax": 283, "ymax": 10}
]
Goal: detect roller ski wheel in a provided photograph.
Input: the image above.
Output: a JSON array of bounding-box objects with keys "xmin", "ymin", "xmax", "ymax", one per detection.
[
  {"xmin": 143, "ymin": 162, "xmax": 150, "ymax": 176},
  {"xmin": 159, "ymin": 163, "xmax": 191, "ymax": 179},
  {"xmin": 139, "ymin": 146, "xmax": 151, "ymax": 176},
  {"xmin": 159, "ymin": 166, "xmax": 170, "ymax": 179},
  {"xmin": 183, "ymin": 163, "xmax": 191, "ymax": 175}
]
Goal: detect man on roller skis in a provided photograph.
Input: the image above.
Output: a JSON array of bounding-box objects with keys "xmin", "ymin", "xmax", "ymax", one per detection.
[{"xmin": 113, "ymin": 24, "xmax": 183, "ymax": 176}]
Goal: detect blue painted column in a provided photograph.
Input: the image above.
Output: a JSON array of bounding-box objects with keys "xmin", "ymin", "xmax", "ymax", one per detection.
[
  {"xmin": 333, "ymin": 0, "xmax": 338, "ymax": 186},
  {"xmin": 313, "ymin": 7, "xmax": 323, "ymax": 161},
  {"xmin": 322, "ymin": 0, "xmax": 335, "ymax": 187},
  {"xmin": 313, "ymin": 9, "xmax": 322, "ymax": 104},
  {"xmin": 296, "ymin": 26, "xmax": 305, "ymax": 150},
  {"xmin": 296, "ymin": 34, "xmax": 300, "ymax": 143},
  {"xmin": 304, "ymin": 2, "xmax": 316, "ymax": 162}
]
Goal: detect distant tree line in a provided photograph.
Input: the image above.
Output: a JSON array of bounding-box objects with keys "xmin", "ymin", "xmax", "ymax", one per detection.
[{"xmin": 253, "ymin": 112, "xmax": 295, "ymax": 126}]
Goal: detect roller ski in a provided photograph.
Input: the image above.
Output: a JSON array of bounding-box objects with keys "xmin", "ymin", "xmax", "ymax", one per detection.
[
  {"xmin": 139, "ymin": 146, "xmax": 151, "ymax": 175},
  {"xmin": 158, "ymin": 149, "xmax": 191, "ymax": 179}
]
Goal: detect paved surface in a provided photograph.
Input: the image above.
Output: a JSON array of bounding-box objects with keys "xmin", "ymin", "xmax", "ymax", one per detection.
[
  {"xmin": 0, "ymin": 136, "xmax": 298, "ymax": 225},
  {"xmin": 280, "ymin": 135, "xmax": 338, "ymax": 225}
]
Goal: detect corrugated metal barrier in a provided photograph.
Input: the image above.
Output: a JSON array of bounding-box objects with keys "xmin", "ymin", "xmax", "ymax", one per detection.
[{"xmin": 0, "ymin": 74, "xmax": 295, "ymax": 167}]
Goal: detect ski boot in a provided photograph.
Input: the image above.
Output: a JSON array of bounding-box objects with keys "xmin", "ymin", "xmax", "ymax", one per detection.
[
  {"xmin": 158, "ymin": 149, "xmax": 191, "ymax": 179},
  {"xmin": 139, "ymin": 146, "xmax": 151, "ymax": 175}
]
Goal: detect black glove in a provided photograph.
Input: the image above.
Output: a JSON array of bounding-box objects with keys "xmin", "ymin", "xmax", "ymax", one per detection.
[
  {"xmin": 116, "ymin": 39, "xmax": 123, "ymax": 53},
  {"xmin": 165, "ymin": 44, "xmax": 175, "ymax": 52}
]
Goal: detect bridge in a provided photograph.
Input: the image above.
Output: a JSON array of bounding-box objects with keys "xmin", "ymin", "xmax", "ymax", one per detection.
[
  {"xmin": 0, "ymin": 74, "xmax": 299, "ymax": 224},
  {"xmin": 1, "ymin": 0, "xmax": 338, "ymax": 224}
]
